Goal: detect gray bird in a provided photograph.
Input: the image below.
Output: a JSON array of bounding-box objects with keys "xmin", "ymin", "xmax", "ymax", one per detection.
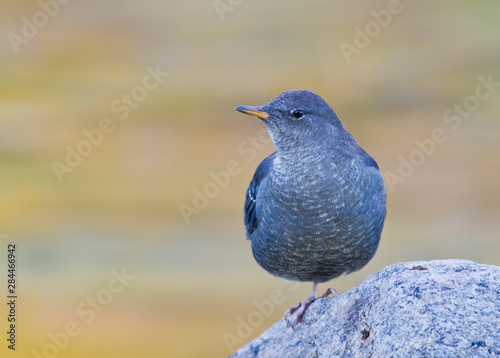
[{"xmin": 235, "ymin": 90, "xmax": 386, "ymax": 327}]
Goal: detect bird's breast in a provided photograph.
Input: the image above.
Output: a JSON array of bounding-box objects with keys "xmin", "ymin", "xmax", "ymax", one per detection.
[
  {"xmin": 261, "ymin": 165, "xmax": 350, "ymax": 232},
  {"xmin": 250, "ymin": 151, "xmax": 385, "ymax": 282}
]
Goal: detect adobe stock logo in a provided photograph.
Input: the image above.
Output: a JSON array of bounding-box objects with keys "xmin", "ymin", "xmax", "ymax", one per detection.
[
  {"xmin": 213, "ymin": 0, "xmax": 245, "ymax": 21},
  {"xmin": 51, "ymin": 65, "xmax": 168, "ymax": 183},
  {"xmin": 223, "ymin": 280, "xmax": 300, "ymax": 352},
  {"xmin": 339, "ymin": 0, "xmax": 411, "ymax": 64},
  {"xmin": 7, "ymin": 0, "xmax": 72, "ymax": 54},
  {"xmin": 31, "ymin": 268, "xmax": 135, "ymax": 358},
  {"xmin": 383, "ymin": 74, "xmax": 500, "ymax": 191},
  {"xmin": 179, "ymin": 128, "xmax": 272, "ymax": 224}
]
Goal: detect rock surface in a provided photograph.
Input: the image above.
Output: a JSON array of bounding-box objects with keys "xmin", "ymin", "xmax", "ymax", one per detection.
[{"xmin": 230, "ymin": 259, "xmax": 500, "ymax": 358}]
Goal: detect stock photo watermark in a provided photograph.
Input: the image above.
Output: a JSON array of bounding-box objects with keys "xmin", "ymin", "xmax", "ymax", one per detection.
[
  {"xmin": 213, "ymin": 0, "xmax": 245, "ymax": 21},
  {"xmin": 383, "ymin": 73, "xmax": 500, "ymax": 191},
  {"xmin": 339, "ymin": 0, "xmax": 411, "ymax": 64},
  {"xmin": 223, "ymin": 280, "xmax": 300, "ymax": 352},
  {"xmin": 178, "ymin": 127, "xmax": 272, "ymax": 224},
  {"xmin": 31, "ymin": 268, "xmax": 135, "ymax": 358},
  {"xmin": 51, "ymin": 65, "xmax": 168, "ymax": 183},
  {"xmin": 4, "ymin": 236, "xmax": 17, "ymax": 351},
  {"xmin": 7, "ymin": 0, "xmax": 72, "ymax": 54}
]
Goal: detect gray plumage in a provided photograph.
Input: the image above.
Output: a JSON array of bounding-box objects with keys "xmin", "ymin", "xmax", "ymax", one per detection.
[{"xmin": 237, "ymin": 90, "xmax": 386, "ymax": 285}]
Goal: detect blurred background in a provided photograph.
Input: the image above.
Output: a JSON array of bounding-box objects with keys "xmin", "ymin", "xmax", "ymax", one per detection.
[{"xmin": 1, "ymin": 1, "xmax": 499, "ymax": 357}]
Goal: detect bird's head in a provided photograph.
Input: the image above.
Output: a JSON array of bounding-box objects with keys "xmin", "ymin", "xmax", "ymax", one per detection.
[{"xmin": 236, "ymin": 90, "xmax": 344, "ymax": 152}]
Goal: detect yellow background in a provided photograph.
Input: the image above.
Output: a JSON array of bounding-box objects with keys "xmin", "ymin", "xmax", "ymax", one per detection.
[{"xmin": 1, "ymin": 1, "xmax": 499, "ymax": 357}]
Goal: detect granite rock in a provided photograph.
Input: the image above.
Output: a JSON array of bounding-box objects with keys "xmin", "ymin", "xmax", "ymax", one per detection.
[{"xmin": 230, "ymin": 259, "xmax": 500, "ymax": 358}]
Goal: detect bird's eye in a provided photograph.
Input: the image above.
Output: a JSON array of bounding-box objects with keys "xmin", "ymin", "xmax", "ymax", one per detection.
[{"xmin": 291, "ymin": 109, "xmax": 304, "ymax": 119}]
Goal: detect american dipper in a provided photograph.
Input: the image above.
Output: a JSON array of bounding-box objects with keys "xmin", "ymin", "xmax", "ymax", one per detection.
[{"xmin": 235, "ymin": 90, "xmax": 386, "ymax": 327}]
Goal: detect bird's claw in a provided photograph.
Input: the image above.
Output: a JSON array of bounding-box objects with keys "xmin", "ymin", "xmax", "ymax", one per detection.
[
  {"xmin": 284, "ymin": 288, "xmax": 337, "ymax": 329},
  {"xmin": 284, "ymin": 302, "xmax": 302, "ymax": 320},
  {"xmin": 284, "ymin": 296, "xmax": 316, "ymax": 330}
]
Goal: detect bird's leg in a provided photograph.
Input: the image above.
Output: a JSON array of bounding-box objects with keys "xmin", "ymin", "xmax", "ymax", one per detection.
[
  {"xmin": 284, "ymin": 282, "xmax": 317, "ymax": 318},
  {"xmin": 285, "ymin": 282, "xmax": 332, "ymax": 329},
  {"xmin": 284, "ymin": 284, "xmax": 337, "ymax": 329}
]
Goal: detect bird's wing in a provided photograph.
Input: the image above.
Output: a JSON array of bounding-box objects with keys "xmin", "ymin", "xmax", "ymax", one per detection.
[
  {"xmin": 244, "ymin": 152, "xmax": 276, "ymax": 240},
  {"xmin": 356, "ymin": 146, "xmax": 379, "ymax": 170},
  {"xmin": 356, "ymin": 146, "xmax": 387, "ymax": 200}
]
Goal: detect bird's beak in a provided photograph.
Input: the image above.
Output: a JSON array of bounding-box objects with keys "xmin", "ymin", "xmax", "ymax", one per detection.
[{"xmin": 235, "ymin": 106, "xmax": 270, "ymax": 119}]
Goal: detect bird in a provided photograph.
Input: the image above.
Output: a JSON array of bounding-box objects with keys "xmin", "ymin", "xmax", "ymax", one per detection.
[{"xmin": 235, "ymin": 90, "xmax": 386, "ymax": 328}]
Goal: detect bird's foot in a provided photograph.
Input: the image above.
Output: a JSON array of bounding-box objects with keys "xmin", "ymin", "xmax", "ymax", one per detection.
[
  {"xmin": 284, "ymin": 296, "xmax": 316, "ymax": 330},
  {"xmin": 284, "ymin": 288, "xmax": 337, "ymax": 329}
]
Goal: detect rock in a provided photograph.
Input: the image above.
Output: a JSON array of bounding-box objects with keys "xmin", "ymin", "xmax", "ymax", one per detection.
[{"xmin": 230, "ymin": 259, "xmax": 500, "ymax": 358}]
